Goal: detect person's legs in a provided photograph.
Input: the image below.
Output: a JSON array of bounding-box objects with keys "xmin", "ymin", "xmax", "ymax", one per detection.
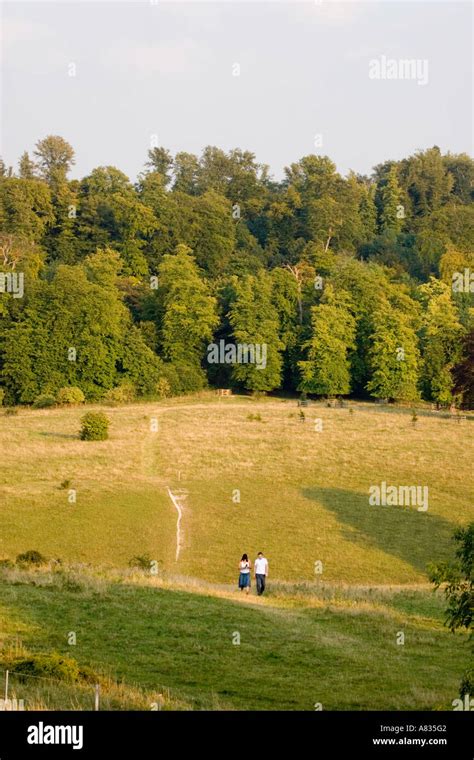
[
  {"xmin": 261, "ymin": 574, "xmax": 266, "ymax": 594},
  {"xmin": 256, "ymin": 574, "xmax": 263, "ymax": 595}
]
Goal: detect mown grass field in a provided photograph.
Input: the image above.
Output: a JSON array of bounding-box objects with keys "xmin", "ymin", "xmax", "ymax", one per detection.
[{"xmin": 0, "ymin": 394, "xmax": 472, "ymax": 709}]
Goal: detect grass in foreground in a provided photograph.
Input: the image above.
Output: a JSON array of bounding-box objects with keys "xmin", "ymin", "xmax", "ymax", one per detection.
[{"xmin": 0, "ymin": 566, "xmax": 468, "ymax": 711}]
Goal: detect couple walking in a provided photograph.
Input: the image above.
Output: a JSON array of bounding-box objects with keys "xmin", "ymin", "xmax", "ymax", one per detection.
[{"xmin": 238, "ymin": 552, "xmax": 269, "ymax": 596}]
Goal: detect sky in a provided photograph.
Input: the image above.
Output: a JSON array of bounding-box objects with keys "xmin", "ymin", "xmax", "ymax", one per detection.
[{"xmin": 0, "ymin": 0, "xmax": 472, "ymax": 182}]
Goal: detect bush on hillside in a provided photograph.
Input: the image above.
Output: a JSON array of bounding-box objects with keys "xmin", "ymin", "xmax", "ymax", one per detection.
[
  {"xmin": 16, "ymin": 550, "xmax": 48, "ymax": 566},
  {"xmin": 152, "ymin": 362, "xmax": 207, "ymax": 397},
  {"xmin": 103, "ymin": 383, "xmax": 136, "ymax": 405},
  {"xmin": 56, "ymin": 386, "xmax": 85, "ymax": 405},
  {"xmin": 80, "ymin": 411, "xmax": 109, "ymax": 441},
  {"xmin": 460, "ymin": 668, "xmax": 474, "ymax": 698},
  {"xmin": 155, "ymin": 377, "xmax": 172, "ymax": 399},
  {"xmin": 0, "ymin": 388, "xmax": 4, "ymax": 406},
  {"xmin": 33, "ymin": 394, "xmax": 56, "ymax": 409},
  {"xmin": 158, "ymin": 364, "xmax": 181, "ymax": 395},
  {"xmin": 7, "ymin": 652, "xmax": 93, "ymax": 684},
  {"xmin": 128, "ymin": 555, "xmax": 153, "ymax": 570},
  {"xmin": 170, "ymin": 363, "xmax": 207, "ymax": 394}
]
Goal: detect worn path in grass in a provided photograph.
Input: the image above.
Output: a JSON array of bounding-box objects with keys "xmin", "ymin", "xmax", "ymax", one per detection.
[{"xmin": 1, "ymin": 395, "xmax": 472, "ymax": 583}]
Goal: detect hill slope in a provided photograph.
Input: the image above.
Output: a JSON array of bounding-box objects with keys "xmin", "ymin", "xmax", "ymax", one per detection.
[
  {"xmin": 0, "ymin": 567, "xmax": 468, "ymax": 711},
  {"xmin": 1, "ymin": 395, "xmax": 472, "ymax": 583}
]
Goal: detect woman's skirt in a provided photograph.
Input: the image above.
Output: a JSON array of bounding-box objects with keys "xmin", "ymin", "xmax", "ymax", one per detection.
[{"xmin": 238, "ymin": 572, "xmax": 250, "ymax": 589}]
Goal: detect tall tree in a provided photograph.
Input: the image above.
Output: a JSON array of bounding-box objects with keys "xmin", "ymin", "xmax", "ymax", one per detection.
[
  {"xmin": 172, "ymin": 190, "xmax": 236, "ymax": 277},
  {"xmin": 366, "ymin": 301, "xmax": 420, "ymax": 400},
  {"xmin": 33, "ymin": 135, "xmax": 75, "ymax": 185},
  {"xmin": 399, "ymin": 146, "xmax": 454, "ymax": 218},
  {"xmin": 298, "ymin": 285, "xmax": 356, "ymax": 396},
  {"xmin": 1, "ymin": 259, "xmax": 161, "ymax": 402},
  {"xmin": 76, "ymin": 167, "xmax": 155, "ymax": 274},
  {"xmin": 145, "ymin": 147, "xmax": 173, "ymax": 185},
  {"xmin": 418, "ymin": 280, "xmax": 465, "ymax": 405},
  {"xmin": 0, "ymin": 178, "xmax": 53, "ymax": 242},
  {"xmin": 157, "ymin": 244, "xmax": 219, "ymax": 388},
  {"xmin": 173, "ymin": 151, "xmax": 200, "ymax": 195},
  {"xmin": 18, "ymin": 151, "xmax": 36, "ymax": 179},
  {"xmin": 228, "ymin": 272, "xmax": 283, "ymax": 392},
  {"xmin": 443, "ymin": 152, "xmax": 474, "ymax": 204},
  {"xmin": 359, "ymin": 182, "xmax": 378, "ymax": 242},
  {"xmin": 379, "ymin": 165, "xmax": 404, "ymax": 236}
]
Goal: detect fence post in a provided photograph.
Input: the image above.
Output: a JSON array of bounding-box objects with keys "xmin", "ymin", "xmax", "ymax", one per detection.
[
  {"xmin": 4, "ymin": 670, "xmax": 8, "ymax": 702},
  {"xmin": 94, "ymin": 684, "xmax": 100, "ymax": 711}
]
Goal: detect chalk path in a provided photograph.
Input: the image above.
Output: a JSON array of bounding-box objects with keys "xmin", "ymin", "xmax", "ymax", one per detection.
[{"xmin": 166, "ymin": 487, "xmax": 187, "ymax": 562}]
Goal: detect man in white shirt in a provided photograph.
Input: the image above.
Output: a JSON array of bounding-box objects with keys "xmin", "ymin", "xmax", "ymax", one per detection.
[{"xmin": 254, "ymin": 552, "xmax": 269, "ymax": 595}]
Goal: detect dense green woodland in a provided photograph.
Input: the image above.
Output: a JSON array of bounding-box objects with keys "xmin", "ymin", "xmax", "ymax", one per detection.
[{"xmin": 0, "ymin": 137, "xmax": 473, "ymax": 406}]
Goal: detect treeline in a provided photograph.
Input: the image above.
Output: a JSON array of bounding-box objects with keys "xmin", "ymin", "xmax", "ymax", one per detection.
[{"xmin": 0, "ymin": 137, "xmax": 473, "ymax": 406}]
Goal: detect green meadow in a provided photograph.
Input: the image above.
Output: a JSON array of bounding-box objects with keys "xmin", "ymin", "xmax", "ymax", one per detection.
[
  {"xmin": 0, "ymin": 395, "xmax": 472, "ymax": 709},
  {"xmin": 0, "ymin": 568, "xmax": 469, "ymax": 711}
]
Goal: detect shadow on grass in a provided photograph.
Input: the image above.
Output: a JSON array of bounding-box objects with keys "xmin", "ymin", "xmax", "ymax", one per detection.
[
  {"xmin": 37, "ymin": 432, "xmax": 78, "ymax": 440},
  {"xmin": 0, "ymin": 571, "xmax": 465, "ymax": 711},
  {"xmin": 302, "ymin": 486, "xmax": 456, "ymax": 575}
]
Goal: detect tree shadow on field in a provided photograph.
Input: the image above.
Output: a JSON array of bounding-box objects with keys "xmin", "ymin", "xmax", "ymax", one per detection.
[
  {"xmin": 38, "ymin": 432, "xmax": 77, "ymax": 440},
  {"xmin": 302, "ymin": 487, "xmax": 457, "ymax": 575}
]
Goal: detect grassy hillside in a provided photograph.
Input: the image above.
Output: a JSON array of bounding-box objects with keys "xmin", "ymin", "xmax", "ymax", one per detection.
[
  {"xmin": 0, "ymin": 397, "xmax": 471, "ymax": 710},
  {"xmin": 0, "ymin": 566, "xmax": 468, "ymax": 711},
  {"xmin": 1, "ymin": 395, "xmax": 472, "ymax": 583}
]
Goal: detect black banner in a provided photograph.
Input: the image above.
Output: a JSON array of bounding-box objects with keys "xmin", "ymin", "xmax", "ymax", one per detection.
[{"xmin": 0, "ymin": 711, "xmax": 472, "ymax": 758}]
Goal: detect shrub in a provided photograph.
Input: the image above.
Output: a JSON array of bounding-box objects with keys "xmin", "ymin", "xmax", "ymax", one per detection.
[
  {"xmin": 33, "ymin": 394, "xmax": 56, "ymax": 409},
  {"xmin": 460, "ymin": 668, "xmax": 474, "ymax": 698},
  {"xmin": 9, "ymin": 653, "xmax": 80, "ymax": 684},
  {"xmin": 0, "ymin": 558, "xmax": 14, "ymax": 569},
  {"xmin": 129, "ymin": 554, "xmax": 152, "ymax": 570},
  {"xmin": 16, "ymin": 550, "xmax": 48, "ymax": 566},
  {"xmin": 0, "ymin": 388, "xmax": 4, "ymax": 406},
  {"xmin": 168, "ymin": 362, "xmax": 206, "ymax": 394},
  {"xmin": 60, "ymin": 479, "xmax": 72, "ymax": 490},
  {"xmin": 56, "ymin": 386, "xmax": 85, "ymax": 405},
  {"xmin": 80, "ymin": 411, "xmax": 109, "ymax": 441},
  {"xmin": 103, "ymin": 383, "xmax": 135, "ymax": 405},
  {"xmin": 155, "ymin": 377, "xmax": 171, "ymax": 399},
  {"xmin": 4, "ymin": 407, "xmax": 18, "ymax": 416},
  {"xmin": 7, "ymin": 651, "xmax": 100, "ymax": 686},
  {"xmin": 57, "ymin": 573, "xmax": 85, "ymax": 593},
  {"xmin": 158, "ymin": 364, "xmax": 181, "ymax": 396}
]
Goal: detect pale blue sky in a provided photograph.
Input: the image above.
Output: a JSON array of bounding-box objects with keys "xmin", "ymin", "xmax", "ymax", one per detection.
[{"xmin": 1, "ymin": 1, "xmax": 472, "ymax": 181}]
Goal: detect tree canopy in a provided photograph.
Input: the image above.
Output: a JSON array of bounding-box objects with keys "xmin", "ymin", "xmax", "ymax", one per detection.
[{"xmin": 0, "ymin": 136, "xmax": 473, "ymax": 405}]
